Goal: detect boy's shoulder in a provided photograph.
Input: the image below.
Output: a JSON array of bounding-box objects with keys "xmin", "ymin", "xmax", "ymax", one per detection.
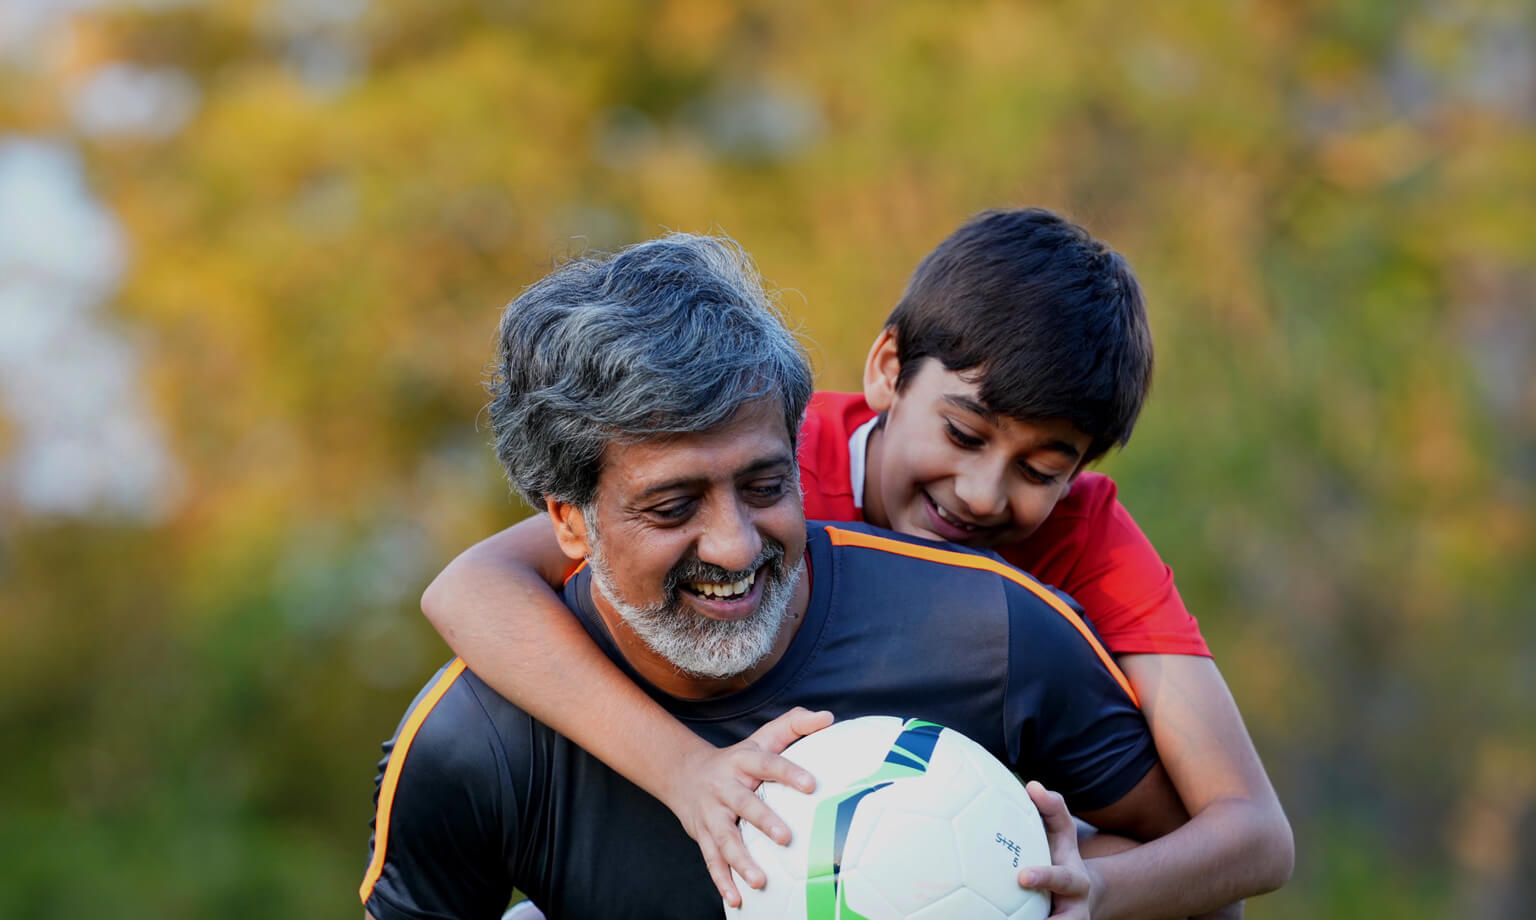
[
  {"xmin": 798, "ymin": 391, "xmax": 875, "ymax": 520},
  {"xmin": 1041, "ymin": 469, "xmax": 1120, "ymax": 520},
  {"xmin": 802, "ymin": 390, "xmax": 875, "ymax": 441}
]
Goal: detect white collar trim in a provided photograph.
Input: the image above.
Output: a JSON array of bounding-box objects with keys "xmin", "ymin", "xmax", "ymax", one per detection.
[{"xmin": 848, "ymin": 415, "xmax": 879, "ymax": 510}]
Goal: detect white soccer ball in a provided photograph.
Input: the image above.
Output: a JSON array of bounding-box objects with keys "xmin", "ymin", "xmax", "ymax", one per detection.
[{"xmin": 728, "ymin": 715, "xmax": 1051, "ymax": 920}]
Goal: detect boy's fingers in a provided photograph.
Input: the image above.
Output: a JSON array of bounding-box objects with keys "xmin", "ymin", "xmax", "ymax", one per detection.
[
  {"xmin": 712, "ymin": 777, "xmax": 792, "ymax": 841},
  {"xmin": 747, "ymin": 707, "xmax": 833, "ymax": 755},
  {"xmin": 788, "ymin": 707, "xmax": 835, "ymax": 735},
  {"xmin": 734, "ymin": 749, "xmax": 816, "ymax": 794},
  {"xmin": 698, "ymin": 836, "xmax": 742, "ymax": 907},
  {"xmin": 720, "ymin": 785, "xmax": 791, "ymax": 844},
  {"xmin": 1018, "ymin": 864, "xmax": 1089, "ymax": 897},
  {"xmin": 1025, "ymin": 780, "xmax": 1073, "ymax": 831},
  {"xmin": 712, "ymin": 822, "xmax": 766, "ymax": 891},
  {"xmin": 1025, "ymin": 781, "xmax": 1078, "ymax": 856}
]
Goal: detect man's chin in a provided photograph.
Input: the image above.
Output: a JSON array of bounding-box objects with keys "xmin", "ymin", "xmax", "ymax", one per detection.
[
  {"xmin": 644, "ymin": 615, "xmax": 778, "ymax": 679},
  {"xmin": 648, "ymin": 569, "xmax": 798, "ymax": 678}
]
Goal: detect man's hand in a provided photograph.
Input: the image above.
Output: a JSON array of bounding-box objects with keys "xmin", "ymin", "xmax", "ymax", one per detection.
[
  {"xmin": 1019, "ymin": 781, "xmax": 1097, "ymax": 920},
  {"xmin": 667, "ymin": 707, "xmax": 834, "ymax": 908}
]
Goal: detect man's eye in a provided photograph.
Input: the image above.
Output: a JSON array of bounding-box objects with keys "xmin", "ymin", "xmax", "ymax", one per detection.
[
  {"xmin": 944, "ymin": 422, "xmax": 984, "ymax": 449},
  {"xmin": 649, "ymin": 500, "xmax": 694, "ymax": 521},
  {"xmin": 745, "ymin": 479, "xmax": 788, "ymax": 501}
]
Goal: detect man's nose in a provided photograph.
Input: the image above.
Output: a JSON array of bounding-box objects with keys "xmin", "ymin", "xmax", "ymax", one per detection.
[{"xmin": 696, "ymin": 499, "xmax": 764, "ymax": 574}]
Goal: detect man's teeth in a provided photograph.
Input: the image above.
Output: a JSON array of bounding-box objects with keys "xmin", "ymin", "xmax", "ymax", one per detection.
[{"xmin": 689, "ymin": 570, "xmax": 757, "ymax": 598}]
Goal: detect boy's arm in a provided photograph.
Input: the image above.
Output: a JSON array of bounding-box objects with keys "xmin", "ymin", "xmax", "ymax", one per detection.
[
  {"xmin": 1084, "ymin": 655, "xmax": 1293, "ymax": 920},
  {"xmin": 1041, "ymin": 490, "xmax": 1292, "ymax": 916},
  {"xmin": 419, "ymin": 517, "xmax": 828, "ymax": 906},
  {"xmin": 1056, "ymin": 655, "xmax": 1293, "ymax": 920}
]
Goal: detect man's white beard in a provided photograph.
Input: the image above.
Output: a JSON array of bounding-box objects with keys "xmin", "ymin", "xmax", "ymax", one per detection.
[{"xmin": 586, "ymin": 531, "xmax": 800, "ymax": 680}]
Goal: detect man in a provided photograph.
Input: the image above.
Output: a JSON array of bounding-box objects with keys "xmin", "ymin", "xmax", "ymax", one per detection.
[{"xmin": 360, "ymin": 233, "xmax": 1186, "ymax": 920}]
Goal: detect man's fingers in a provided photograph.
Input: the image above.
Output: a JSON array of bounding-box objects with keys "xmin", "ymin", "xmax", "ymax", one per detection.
[
  {"xmin": 1018, "ymin": 864, "xmax": 1090, "ymax": 897},
  {"xmin": 747, "ymin": 706, "xmax": 833, "ymax": 756}
]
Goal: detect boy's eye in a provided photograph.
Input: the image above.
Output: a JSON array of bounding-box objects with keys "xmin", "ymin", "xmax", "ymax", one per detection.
[
  {"xmin": 944, "ymin": 421, "xmax": 984, "ymax": 449},
  {"xmin": 1019, "ymin": 463, "xmax": 1061, "ymax": 486}
]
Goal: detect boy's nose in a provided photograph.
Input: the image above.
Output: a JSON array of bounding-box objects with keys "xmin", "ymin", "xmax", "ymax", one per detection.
[{"xmin": 953, "ymin": 462, "xmax": 1009, "ymax": 521}]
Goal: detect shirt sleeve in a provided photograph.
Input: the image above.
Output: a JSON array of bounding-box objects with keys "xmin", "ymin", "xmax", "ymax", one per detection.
[
  {"xmin": 361, "ymin": 664, "xmax": 520, "ymax": 920},
  {"xmin": 1028, "ymin": 477, "xmax": 1211, "ymax": 658},
  {"xmin": 1004, "ymin": 584, "xmax": 1160, "ymax": 814}
]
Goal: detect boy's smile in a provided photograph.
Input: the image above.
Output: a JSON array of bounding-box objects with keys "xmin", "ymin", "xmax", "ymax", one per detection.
[{"xmin": 863, "ymin": 349, "xmax": 1092, "ymax": 549}]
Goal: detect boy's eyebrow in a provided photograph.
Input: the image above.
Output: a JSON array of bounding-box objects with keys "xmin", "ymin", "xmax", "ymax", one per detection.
[
  {"xmin": 942, "ymin": 394, "xmax": 1083, "ymax": 460},
  {"xmin": 1041, "ymin": 439, "xmax": 1083, "ymax": 461},
  {"xmin": 943, "ymin": 393, "xmax": 1001, "ymax": 424},
  {"xmin": 633, "ymin": 454, "xmax": 795, "ymax": 499}
]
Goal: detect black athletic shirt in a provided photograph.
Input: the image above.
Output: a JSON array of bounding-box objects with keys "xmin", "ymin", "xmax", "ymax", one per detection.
[{"xmin": 360, "ymin": 522, "xmax": 1157, "ymax": 920}]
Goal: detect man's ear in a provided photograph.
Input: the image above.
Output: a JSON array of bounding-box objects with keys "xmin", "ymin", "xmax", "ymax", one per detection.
[
  {"xmin": 862, "ymin": 326, "xmax": 902, "ymax": 412},
  {"xmin": 545, "ymin": 497, "xmax": 593, "ymax": 561}
]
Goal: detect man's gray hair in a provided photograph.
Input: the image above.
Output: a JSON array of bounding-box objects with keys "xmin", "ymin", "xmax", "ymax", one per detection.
[{"xmin": 487, "ymin": 232, "xmax": 813, "ymax": 509}]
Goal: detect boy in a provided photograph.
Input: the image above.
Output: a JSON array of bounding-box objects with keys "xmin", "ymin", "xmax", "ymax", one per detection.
[{"xmin": 419, "ymin": 210, "xmax": 1292, "ymax": 917}]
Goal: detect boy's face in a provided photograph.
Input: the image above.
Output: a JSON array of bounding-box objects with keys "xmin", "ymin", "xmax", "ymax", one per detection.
[{"xmin": 863, "ymin": 331, "xmax": 1092, "ymax": 549}]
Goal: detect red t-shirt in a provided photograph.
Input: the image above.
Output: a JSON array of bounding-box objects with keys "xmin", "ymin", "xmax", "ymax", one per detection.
[{"xmin": 798, "ymin": 391, "xmax": 1210, "ymax": 657}]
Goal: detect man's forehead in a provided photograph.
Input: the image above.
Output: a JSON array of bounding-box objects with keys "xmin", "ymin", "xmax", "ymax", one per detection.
[{"xmin": 597, "ymin": 402, "xmax": 796, "ymax": 496}]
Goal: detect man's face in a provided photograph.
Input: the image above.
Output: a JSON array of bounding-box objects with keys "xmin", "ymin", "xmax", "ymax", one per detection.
[
  {"xmin": 865, "ymin": 357, "xmax": 1092, "ymax": 549},
  {"xmin": 574, "ymin": 397, "xmax": 807, "ymax": 680}
]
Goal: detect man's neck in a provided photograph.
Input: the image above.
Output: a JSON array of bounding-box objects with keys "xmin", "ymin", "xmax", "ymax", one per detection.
[{"xmin": 588, "ymin": 558, "xmax": 812, "ymax": 701}]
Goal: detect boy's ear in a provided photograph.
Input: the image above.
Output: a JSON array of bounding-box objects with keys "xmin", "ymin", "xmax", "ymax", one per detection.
[
  {"xmin": 545, "ymin": 497, "xmax": 594, "ymax": 561},
  {"xmin": 863, "ymin": 326, "xmax": 902, "ymax": 412}
]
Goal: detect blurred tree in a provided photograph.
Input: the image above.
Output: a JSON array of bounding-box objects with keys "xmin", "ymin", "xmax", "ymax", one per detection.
[{"xmin": 0, "ymin": 0, "xmax": 1531, "ymax": 917}]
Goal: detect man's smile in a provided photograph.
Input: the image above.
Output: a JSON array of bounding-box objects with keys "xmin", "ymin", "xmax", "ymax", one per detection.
[{"xmin": 680, "ymin": 566, "xmax": 766, "ymax": 621}]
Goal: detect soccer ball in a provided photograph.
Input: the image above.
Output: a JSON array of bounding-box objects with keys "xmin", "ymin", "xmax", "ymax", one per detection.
[{"xmin": 728, "ymin": 715, "xmax": 1051, "ymax": 920}]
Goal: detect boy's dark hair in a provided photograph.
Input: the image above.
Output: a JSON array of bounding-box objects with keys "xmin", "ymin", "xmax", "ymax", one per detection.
[{"xmin": 887, "ymin": 207, "xmax": 1153, "ymax": 464}]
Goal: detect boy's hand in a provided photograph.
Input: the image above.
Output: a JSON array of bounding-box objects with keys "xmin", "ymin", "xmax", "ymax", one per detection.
[
  {"xmin": 1018, "ymin": 781, "xmax": 1099, "ymax": 920},
  {"xmin": 669, "ymin": 706, "xmax": 834, "ymax": 908}
]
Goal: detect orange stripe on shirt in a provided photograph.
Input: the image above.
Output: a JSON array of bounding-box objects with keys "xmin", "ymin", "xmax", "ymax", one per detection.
[
  {"xmin": 823, "ymin": 527, "xmax": 1140, "ymax": 707},
  {"xmin": 359, "ymin": 657, "xmax": 469, "ymax": 904}
]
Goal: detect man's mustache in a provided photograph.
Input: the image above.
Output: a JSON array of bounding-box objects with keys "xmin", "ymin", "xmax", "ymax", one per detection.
[{"xmin": 663, "ymin": 539, "xmax": 788, "ymax": 595}]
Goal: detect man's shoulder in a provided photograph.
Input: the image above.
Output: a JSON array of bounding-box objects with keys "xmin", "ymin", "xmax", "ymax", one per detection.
[
  {"xmin": 815, "ymin": 522, "xmax": 1108, "ymax": 648},
  {"xmin": 363, "ymin": 660, "xmax": 529, "ymax": 919},
  {"xmin": 817, "ymin": 521, "xmax": 1041, "ymax": 591},
  {"xmin": 386, "ymin": 660, "xmax": 533, "ymax": 780}
]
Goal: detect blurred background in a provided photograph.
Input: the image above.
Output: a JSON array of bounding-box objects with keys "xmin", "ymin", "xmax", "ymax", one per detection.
[{"xmin": 2, "ymin": 0, "xmax": 1532, "ymax": 917}]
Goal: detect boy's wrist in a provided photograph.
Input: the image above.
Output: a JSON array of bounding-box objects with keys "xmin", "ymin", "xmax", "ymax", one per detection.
[
  {"xmin": 656, "ymin": 731, "xmax": 718, "ymax": 809},
  {"xmin": 1083, "ymin": 857, "xmax": 1109, "ymax": 918}
]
